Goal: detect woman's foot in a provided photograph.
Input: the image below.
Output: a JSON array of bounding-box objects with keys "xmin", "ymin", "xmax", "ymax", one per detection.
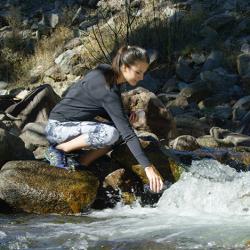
[{"xmin": 45, "ymin": 145, "xmax": 67, "ymax": 169}]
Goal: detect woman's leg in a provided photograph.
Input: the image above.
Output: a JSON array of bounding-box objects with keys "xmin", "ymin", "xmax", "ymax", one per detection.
[
  {"xmin": 56, "ymin": 135, "xmax": 111, "ymax": 166},
  {"xmin": 79, "ymin": 147, "xmax": 111, "ymax": 166},
  {"xmin": 48, "ymin": 120, "xmax": 120, "ymax": 167}
]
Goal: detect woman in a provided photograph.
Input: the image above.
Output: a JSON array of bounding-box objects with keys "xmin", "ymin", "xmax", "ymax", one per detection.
[{"xmin": 45, "ymin": 45, "xmax": 163, "ymax": 193}]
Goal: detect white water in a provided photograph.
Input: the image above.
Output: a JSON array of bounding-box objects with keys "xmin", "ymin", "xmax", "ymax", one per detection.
[{"xmin": 1, "ymin": 159, "xmax": 250, "ymax": 249}]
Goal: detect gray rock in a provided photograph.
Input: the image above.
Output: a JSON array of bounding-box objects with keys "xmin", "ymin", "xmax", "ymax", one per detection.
[
  {"xmin": 120, "ymin": 73, "xmax": 161, "ymax": 93},
  {"xmin": 203, "ymin": 13, "xmax": 235, "ymax": 30},
  {"xmin": 0, "ymin": 128, "xmax": 34, "ymax": 168},
  {"xmin": 49, "ymin": 13, "xmax": 59, "ymax": 28},
  {"xmin": 0, "ymin": 81, "xmax": 8, "ymax": 90},
  {"xmin": 191, "ymin": 53, "xmax": 206, "ymax": 65},
  {"xmin": 161, "ymin": 78, "xmax": 178, "ymax": 93},
  {"xmin": 241, "ymin": 43, "xmax": 250, "ymax": 54},
  {"xmin": 169, "ymin": 135, "xmax": 200, "ymax": 151},
  {"xmin": 19, "ymin": 122, "xmax": 49, "ymax": 151},
  {"xmin": 0, "ymin": 160, "xmax": 99, "ymax": 214},
  {"xmin": 72, "ymin": 7, "xmax": 86, "ymax": 25},
  {"xmin": 65, "ymin": 37, "xmax": 82, "ymax": 50},
  {"xmin": 200, "ymin": 69, "xmax": 237, "ymax": 92},
  {"xmin": 79, "ymin": 19, "xmax": 97, "ymax": 30},
  {"xmin": 233, "ymin": 96, "xmax": 250, "ymax": 110},
  {"xmin": 180, "ymin": 81, "xmax": 212, "ymax": 103},
  {"xmin": 201, "ymin": 50, "xmax": 224, "ymax": 71},
  {"xmin": 176, "ymin": 58, "xmax": 195, "ymax": 82},
  {"xmin": 237, "ymin": 54, "xmax": 250, "ymax": 76},
  {"xmin": 175, "ymin": 114, "xmax": 210, "ymax": 137}
]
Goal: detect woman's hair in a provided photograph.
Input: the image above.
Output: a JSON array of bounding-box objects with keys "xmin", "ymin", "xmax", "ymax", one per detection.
[{"xmin": 97, "ymin": 45, "xmax": 149, "ymax": 86}]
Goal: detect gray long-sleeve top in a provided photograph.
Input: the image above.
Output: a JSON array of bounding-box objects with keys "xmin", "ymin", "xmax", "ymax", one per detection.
[{"xmin": 49, "ymin": 65, "xmax": 151, "ymax": 168}]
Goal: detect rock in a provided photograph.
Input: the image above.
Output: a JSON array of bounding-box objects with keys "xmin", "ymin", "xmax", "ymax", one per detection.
[
  {"xmin": 176, "ymin": 58, "xmax": 195, "ymax": 82},
  {"xmin": 200, "ymin": 26, "xmax": 218, "ymax": 47},
  {"xmin": 5, "ymin": 84, "xmax": 60, "ymax": 130},
  {"xmin": 166, "ymin": 95, "xmax": 189, "ymax": 109},
  {"xmin": 162, "ymin": 78, "xmax": 178, "ymax": 93},
  {"xmin": 103, "ymin": 168, "xmax": 125, "ymax": 189},
  {"xmin": 191, "ymin": 52, "xmax": 206, "ymax": 65},
  {"xmin": 201, "ymin": 68, "xmax": 238, "ymax": 92},
  {"xmin": 0, "ymin": 128, "xmax": 34, "ymax": 168},
  {"xmin": 72, "ymin": 7, "xmax": 85, "ymax": 25},
  {"xmin": 111, "ymin": 139, "xmax": 182, "ymax": 183},
  {"xmin": 232, "ymin": 96, "xmax": 250, "ymax": 121},
  {"xmin": 210, "ymin": 127, "xmax": 250, "ymax": 147},
  {"xmin": 169, "ymin": 135, "xmax": 200, "ymax": 151},
  {"xmin": 121, "ymin": 87, "xmax": 176, "ymax": 142},
  {"xmin": 196, "ymin": 135, "xmax": 220, "ymax": 148},
  {"xmin": 0, "ymin": 160, "xmax": 99, "ymax": 214},
  {"xmin": 54, "ymin": 46, "xmax": 85, "ymax": 74},
  {"xmin": 201, "ymin": 51, "xmax": 224, "ymax": 72},
  {"xmin": 65, "ymin": 37, "xmax": 82, "ymax": 50},
  {"xmin": 242, "ymin": 74, "xmax": 250, "ymax": 95},
  {"xmin": 203, "ymin": 13, "xmax": 235, "ymax": 30},
  {"xmin": 175, "ymin": 114, "xmax": 210, "ymax": 137},
  {"xmin": 19, "ymin": 122, "xmax": 49, "ymax": 151},
  {"xmin": 79, "ymin": 19, "xmax": 97, "ymax": 30},
  {"xmin": 49, "ymin": 13, "xmax": 59, "ymax": 28},
  {"xmin": 121, "ymin": 73, "xmax": 162, "ymax": 94},
  {"xmin": 180, "ymin": 81, "xmax": 212, "ymax": 103},
  {"xmin": 241, "ymin": 43, "xmax": 250, "ymax": 54},
  {"xmin": 237, "ymin": 54, "xmax": 250, "ymax": 77},
  {"xmin": 198, "ymin": 94, "xmax": 230, "ymax": 109},
  {"xmin": 0, "ymin": 81, "xmax": 8, "ymax": 90},
  {"xmin": 44, "ymin": 65, "xmax": 66, "ymax": 82}
]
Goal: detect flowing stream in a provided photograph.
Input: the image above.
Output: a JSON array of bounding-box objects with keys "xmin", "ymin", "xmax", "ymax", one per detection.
[{"xmin": 1, "ymin": 159, "xmax": 250, "ymax": 249}]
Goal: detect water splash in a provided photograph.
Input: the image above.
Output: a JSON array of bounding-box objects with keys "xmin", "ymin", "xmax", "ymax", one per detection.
[{"xmin": 1, "ymin": 159, "xmax": 250, "ymax": 249}]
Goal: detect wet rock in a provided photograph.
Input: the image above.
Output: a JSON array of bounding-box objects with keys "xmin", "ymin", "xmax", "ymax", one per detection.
[
  {"xmin": 122, "ymin": 87, "xmax": 176, "ymax": 142},
  {"xmin": 0, "ymin": 161, "xmax": 99, "ymax": 214},
  {"xmin": 170, "ymin": 135, "xmax": 200, "ymax": 151},
  {"xmin": 103, "ymin": 168, "xmax": 125, "ymax": 190},
  {"xmin": 0, "ymin": 128, "xmax": 34, "ymax": 168},
  {"xmin": 111, "ymin": 139, "xmax": 182, "ymax": 183}
]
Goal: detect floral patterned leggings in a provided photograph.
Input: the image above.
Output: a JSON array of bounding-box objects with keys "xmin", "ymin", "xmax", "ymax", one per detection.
[{"xmin": 45, "ymin": 119, "xmax": 120, "ymax": 149}]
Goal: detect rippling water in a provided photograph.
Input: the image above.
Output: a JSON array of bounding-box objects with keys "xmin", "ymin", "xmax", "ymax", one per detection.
[{"xmin": 1, "ymin": 159, "xmax": 250, "ymax": 249}]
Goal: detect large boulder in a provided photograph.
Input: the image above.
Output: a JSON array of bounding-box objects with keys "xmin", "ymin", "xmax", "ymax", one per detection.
[
  {"xmin": 0, "ymin": 128, "xmax": 34, "ymax": 168},
  {"xmin": 122, "ymin": 87, "xmax": 176, "ymax": 142},
  {"xmin": 19, "ymin": 122, "xmax": 49, "ymax": 151},
  {"xmin": 0, "ymin": 161, "xmax": 99, "ymax": 214},
  {"xmin": 5, "ymin": 84, "xmax": 60, "ymax": 130}
]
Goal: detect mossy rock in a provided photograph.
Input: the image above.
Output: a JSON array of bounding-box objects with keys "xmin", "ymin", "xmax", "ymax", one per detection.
[{"xmin": 0, "ymin": 161, "xmax": 99, "ymax": 214}]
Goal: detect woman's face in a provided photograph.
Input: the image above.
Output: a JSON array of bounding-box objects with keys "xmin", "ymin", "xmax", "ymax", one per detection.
[{"xmin": 121, "ymin": 61, "xmax": 149, "ymax": 86}]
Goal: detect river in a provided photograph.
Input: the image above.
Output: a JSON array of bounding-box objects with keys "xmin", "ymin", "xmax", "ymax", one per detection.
[{"xmin": 1, "ymin": 159, "xmax": 250, "ymax": 249}]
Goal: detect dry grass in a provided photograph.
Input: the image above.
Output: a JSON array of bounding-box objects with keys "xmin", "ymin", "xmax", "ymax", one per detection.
[{"xmin": 13, "ymin": 26, "xmax": 74, "ymax": 87}]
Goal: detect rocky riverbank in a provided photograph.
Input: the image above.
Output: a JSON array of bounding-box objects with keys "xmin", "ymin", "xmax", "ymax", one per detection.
[{"xmin": 0, "ymin": 0, "xmax": 250, "ymax": 214}]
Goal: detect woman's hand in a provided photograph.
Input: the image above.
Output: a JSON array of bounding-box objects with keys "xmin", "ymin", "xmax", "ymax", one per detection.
[{"xmin": 145, "ymin": 165, "xmax": 164, "ymax": 193}]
